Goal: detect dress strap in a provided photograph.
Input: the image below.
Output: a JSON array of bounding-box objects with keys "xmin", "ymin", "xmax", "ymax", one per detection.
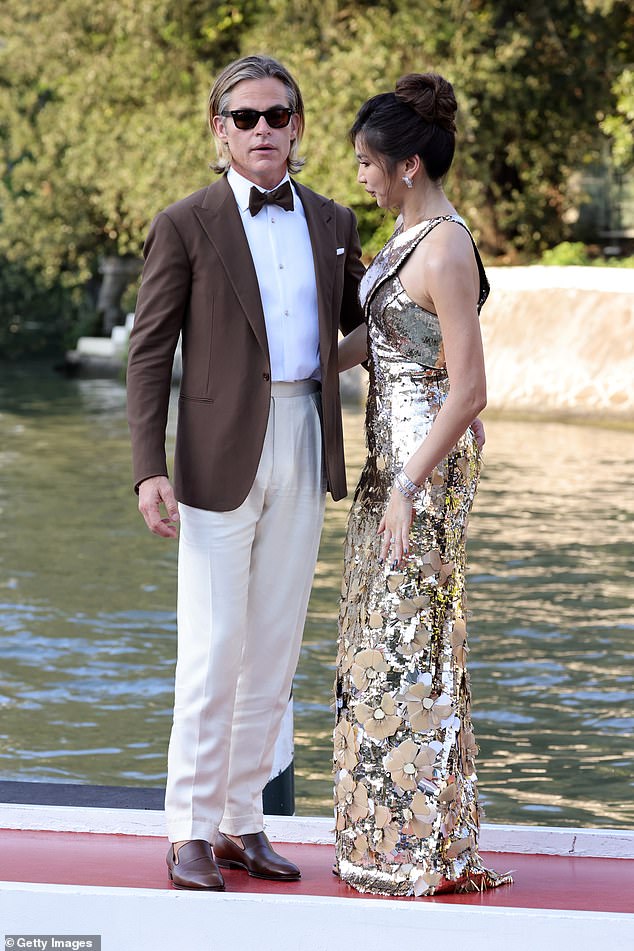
[
  {"xmin": 444, "ymin": 217, "xmax": 490, "ymax": 312},
  {"xmin": 361, "ymin": 215, "xmax": 489, "ymax": 314}
]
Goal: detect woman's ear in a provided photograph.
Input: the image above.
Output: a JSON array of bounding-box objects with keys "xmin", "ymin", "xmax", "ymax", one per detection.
[{"xmin": 403, "ymin": 154, "xmax": 422, "ymax": 181}]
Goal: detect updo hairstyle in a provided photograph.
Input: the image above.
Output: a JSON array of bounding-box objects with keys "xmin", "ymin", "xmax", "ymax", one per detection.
[{"xmin": 350, "ymin": 72, "xmax": 457, "ymax": 181}]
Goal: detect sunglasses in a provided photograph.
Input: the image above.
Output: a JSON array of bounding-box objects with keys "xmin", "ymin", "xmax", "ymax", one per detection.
[{"xmin": 221, "ymin": 107, "xmax": 293, "ymax": 130}]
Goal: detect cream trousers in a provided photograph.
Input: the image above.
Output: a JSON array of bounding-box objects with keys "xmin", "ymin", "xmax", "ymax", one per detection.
[{"xmin": 165, "ymin": 381, "xmax": 326, "ymax": 843}]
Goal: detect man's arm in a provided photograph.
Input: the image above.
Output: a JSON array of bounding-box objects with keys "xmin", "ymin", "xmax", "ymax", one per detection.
[{"xmin": 127, "ymin": 211, "xmax": 191, "ymax": 533}]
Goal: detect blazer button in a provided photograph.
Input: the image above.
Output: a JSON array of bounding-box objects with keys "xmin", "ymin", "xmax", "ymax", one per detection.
[{"xmin": 263, "ymin": 372, "xmax": 270, "ymax": 381}]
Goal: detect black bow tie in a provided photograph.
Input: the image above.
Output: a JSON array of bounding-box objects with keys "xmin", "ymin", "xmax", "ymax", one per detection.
[{"xmin": 248, "ymin": 181, "xmax": 294, "ymax": 216}]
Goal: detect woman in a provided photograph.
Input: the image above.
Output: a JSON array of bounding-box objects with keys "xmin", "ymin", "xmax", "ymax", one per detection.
[{"xmin": 333, "ymin": 72, "xmax": 512, "ymax": 897}]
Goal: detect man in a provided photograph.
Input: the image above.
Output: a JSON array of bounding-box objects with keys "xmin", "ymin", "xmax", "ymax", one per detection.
[{"xmin": 126, "ymin": 54, "xmax": 364, "ymax": 890}]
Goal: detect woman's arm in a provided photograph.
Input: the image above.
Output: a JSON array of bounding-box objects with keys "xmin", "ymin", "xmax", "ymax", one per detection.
[
  {"xmin": 379, "ymin": 224, "xmax": 486, "ymax": 565},
  {"xmin": 338, "ymin": 322, "xmax": 368, "ymax": 372}
]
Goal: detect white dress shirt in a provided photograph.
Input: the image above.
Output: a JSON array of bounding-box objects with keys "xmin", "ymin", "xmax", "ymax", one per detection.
[{"xmin": 227, "ymin": 167, "xmax": 320, "ymax": 382}]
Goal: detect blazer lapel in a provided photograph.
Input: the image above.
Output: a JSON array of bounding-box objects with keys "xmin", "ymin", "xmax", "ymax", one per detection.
[
  {"xmin": 192, "ymin": 178, "xmax": 269, "ymax": 358},
  {"xmin": 295, "ymin": 183, "xmax": 336, "ymax": 363}
]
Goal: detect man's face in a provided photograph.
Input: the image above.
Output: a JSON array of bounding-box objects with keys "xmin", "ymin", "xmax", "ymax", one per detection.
[{"xmin": 213, "ymin": 77, "xmax": 299, "ymax": 189}]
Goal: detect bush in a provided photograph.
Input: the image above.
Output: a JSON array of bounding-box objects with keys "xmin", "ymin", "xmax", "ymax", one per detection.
[
  {"xmin": 0, "ymin": 257, "xmax": 94, "ymax": 359},
  {"xmin": 601, "ymin": 254, "xmax": 634, "ymax": 268},
  {"xmin": 539, "ymin": 242, "xmax": 634, "ymax": 267},
  {"xmin": 539, "ymin": 242, "xmax": 591, "ymax": 266}
]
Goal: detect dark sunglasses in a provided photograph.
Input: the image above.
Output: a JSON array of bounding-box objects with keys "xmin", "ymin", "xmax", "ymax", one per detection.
[{"xmin": 221, "ymin": 107, "xmax": 293, "ymax": 130}]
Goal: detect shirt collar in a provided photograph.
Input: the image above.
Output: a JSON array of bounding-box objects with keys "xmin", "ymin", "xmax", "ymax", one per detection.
[{"xmin": 227, "ymin": 167, "xmax": 292, "ymax": 213}]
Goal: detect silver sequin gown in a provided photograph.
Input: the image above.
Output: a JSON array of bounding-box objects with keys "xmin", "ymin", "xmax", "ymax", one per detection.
[{"xmin": 333, "ymin": 216, "xmax": 512, "ymax": 897}]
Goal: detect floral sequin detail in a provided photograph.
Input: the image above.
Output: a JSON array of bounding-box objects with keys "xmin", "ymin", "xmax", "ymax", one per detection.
[{"xmin": 333, "ymin": 217, "xmax": 512, "ymax": 897}]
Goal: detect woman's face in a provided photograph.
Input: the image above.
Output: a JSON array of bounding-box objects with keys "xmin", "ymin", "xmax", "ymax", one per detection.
[{"xmin": 354, "ymin": 137, "xmax": 398, "ymax": 208}]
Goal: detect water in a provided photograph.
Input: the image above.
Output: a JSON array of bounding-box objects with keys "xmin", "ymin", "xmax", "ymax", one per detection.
[{"xmin": 1, "ymin": 364, "xmax": 633, "ymax": 828}]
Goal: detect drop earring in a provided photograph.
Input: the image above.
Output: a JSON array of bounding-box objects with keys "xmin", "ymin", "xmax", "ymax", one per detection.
[{"xmin": 402, "ymin": 175, "xmax": 413, "ymax": 189}]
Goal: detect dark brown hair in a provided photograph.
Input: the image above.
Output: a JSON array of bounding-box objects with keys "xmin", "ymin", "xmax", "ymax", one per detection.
[{"xmin": 350, "ymin": 72, "xmax": 457, "ymax": 181}]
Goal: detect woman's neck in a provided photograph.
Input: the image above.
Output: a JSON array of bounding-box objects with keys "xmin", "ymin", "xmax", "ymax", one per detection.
[{"xmin": 400, "ymin": 180, "xmax": 454, "ymax": 231}]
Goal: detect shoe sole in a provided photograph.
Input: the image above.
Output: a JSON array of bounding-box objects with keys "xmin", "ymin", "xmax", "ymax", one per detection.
[
  {"xmin": 167, "ymin": 869, "xmax": 226, "ymax": 891},
  {"xmin": 216, "ymin": 859, "xmax": 300, "ymax": 881}
]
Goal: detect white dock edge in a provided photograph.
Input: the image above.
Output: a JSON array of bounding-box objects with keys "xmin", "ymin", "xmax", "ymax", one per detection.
[
  {"xmin": 1, "ymin": 807, "xmax": 633, "ymax": 951},
  {"xmin": 1, "ymin": 881, "xmax": 632, "ymax": 951},
  {"xmin": 1, "ymin": 802, "xmax": 633, "ymax": 859}
]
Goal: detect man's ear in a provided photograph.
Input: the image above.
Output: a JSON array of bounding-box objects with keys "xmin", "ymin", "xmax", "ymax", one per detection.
[{"xmin": 212, "ymin": 114, "xmax": 228, "ymax": 142}]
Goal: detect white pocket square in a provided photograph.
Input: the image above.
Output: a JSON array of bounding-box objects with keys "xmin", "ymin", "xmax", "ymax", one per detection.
[{"xmin": 336, "ymin": 247, "xmax": 345, "ymax": 255}]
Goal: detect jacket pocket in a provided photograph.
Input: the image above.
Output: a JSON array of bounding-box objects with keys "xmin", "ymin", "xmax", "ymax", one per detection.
[{"xmin": 179, "ymin": 393, "xmax": 215, "ymax": 404}]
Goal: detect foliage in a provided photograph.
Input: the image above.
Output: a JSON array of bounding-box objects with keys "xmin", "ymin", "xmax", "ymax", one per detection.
[
  {"xmin": 0, "ymin": 1, "xmax": 258, "ymax": 279},
  {"xmin": 601, "ymin": 68, "xmax": 634, "ymax": 170},
  {"xmin": 603, "ymin": 255, "xmax": 634, "ymax": 267},
  {"xmin": 539, "ymin": 241, "xmax": 634, "ymax": 266},
  {"xmin": 240, "ymin": 0, "xmax": 634, "ymax": 257},
  {"xmin": 1, "ymin": 0, "xmax": 633, "ymax": 349},
  {"xmin": 539, "ymin": 242, "xmax": 593, "ymax": 266},
  {"xmin": 0, "ymin": 256, "xmax": 91, "ymax": 358},
  {"xmin": 0, "ymin": 0, "xmax": 263, "ymax": 347}
]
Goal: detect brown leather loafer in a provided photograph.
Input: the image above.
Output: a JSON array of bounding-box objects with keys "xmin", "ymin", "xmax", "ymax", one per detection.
[
  {"xmin": 166, "ymin": 839, "xmax": 225, "ymax": 890},
  {"xmin": 214, "ymin": 831, "xmax": 301, "ymax": 881}
]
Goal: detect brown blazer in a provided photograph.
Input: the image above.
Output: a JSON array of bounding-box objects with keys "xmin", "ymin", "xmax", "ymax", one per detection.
[{"xmin": 126, "ymin": 175, "xmax": 365, "ymax": 511}]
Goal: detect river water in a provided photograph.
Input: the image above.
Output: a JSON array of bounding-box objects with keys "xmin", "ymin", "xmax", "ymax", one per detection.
[{"xmin": 1, "ymin": 364, "xmax": 633, "ymax": 829}]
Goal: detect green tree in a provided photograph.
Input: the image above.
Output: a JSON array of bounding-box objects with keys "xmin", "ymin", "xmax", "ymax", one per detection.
[
  {"xmin": 0, "ymin": 0, "xmax": 260, "ymax": 350},
  {"xmin": 601, "ymin": 67, "xmax": 634, "ymax": 170},
  {"xmin": 241, "ymin": 0, "xmax": 634, "ymax": 256},
  {"xmin": 1, "ymin": 0, "xmax": 633, "ymax": 356},
  {"xmin": 0, "ymin": 1, "xmax": 262, "ymax": 277}
]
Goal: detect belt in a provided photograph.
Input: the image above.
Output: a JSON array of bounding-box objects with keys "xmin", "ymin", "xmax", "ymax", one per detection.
[{"xmin": 270, "ymin": 380, "xmax": 320, "ymax": 397}]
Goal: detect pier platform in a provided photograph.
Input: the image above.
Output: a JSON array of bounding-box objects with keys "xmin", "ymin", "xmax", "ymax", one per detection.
[{"xmin": 1, "ymin": 806, "xmax": 632, "ymax": 950}]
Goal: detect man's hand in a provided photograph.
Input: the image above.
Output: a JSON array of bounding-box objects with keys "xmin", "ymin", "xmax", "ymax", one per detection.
[
  {"xmin": 138, "ymin": 476, "xmax": 180, "ymax": 538},
  {"xmin": 470, "ymin": 416, "xmax": 486, "ymax": 450}
]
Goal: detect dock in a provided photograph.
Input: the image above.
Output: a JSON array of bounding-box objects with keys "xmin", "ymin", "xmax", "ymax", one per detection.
[{"xmin": 1, "ymin": 804, "xmax": 632, "ymax": 949}]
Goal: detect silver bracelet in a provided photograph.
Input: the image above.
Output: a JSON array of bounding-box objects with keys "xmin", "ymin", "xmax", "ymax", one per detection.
[{"xmin": 394, "ymin": 468, "xmax": 421, "ymax": 501}]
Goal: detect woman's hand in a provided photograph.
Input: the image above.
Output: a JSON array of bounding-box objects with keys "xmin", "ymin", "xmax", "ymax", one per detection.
[
  {"xmin": 378, "ymin": 488, "xmax": 415, "ymax": 568},
  {"xmin": 470, "ymin": 416, "xmax": 486, "ymax": 450}
]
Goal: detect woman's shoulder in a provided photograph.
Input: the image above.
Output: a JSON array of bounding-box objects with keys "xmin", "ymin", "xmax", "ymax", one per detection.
[
  {"xmin": 399, "ymin": 215, "xmax": 481, "ymax": 304},
  {"xmin": 427, "ymin": 214, "xmax": 473, "ymax": 244},
  {"xmin": 413, "ymin": 216, "xmax": 475, "ymax": 267}
]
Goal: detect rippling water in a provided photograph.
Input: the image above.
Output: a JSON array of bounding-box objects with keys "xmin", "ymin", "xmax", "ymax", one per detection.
[{"xmin": 1, "ymin": 364, "xmax": 633, "ymax": 828}]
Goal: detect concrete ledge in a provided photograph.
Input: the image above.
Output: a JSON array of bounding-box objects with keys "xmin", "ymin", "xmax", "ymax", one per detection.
[
  {"xmin": 489, "ymin": 265, "xmax": 634, "ymax": 292},
  {"xmin": 1, "ymin": 804, "xmax": 632, "ymax": 859},
  {"xmin": 1, "ymin": 881, "xmax": 631, "ymax": 951},
  {"xmin": 482, "ymin": 269, "xmax": 634, "ymax": 417}
]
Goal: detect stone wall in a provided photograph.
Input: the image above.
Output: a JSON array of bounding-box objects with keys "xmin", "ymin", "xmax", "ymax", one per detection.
[
  {"xmin": 76, "ymin": 265, "xmax": 634, "ymax": 422},
  {"xmin": 482, "ymin": 266, "xmax": 634, "ymax": 419}
]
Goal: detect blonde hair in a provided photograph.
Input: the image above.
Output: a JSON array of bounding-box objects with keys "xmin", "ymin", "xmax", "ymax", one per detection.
[{"xmin": 208, "ymin": 55, "xmax": 305, "ymax": 175}]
